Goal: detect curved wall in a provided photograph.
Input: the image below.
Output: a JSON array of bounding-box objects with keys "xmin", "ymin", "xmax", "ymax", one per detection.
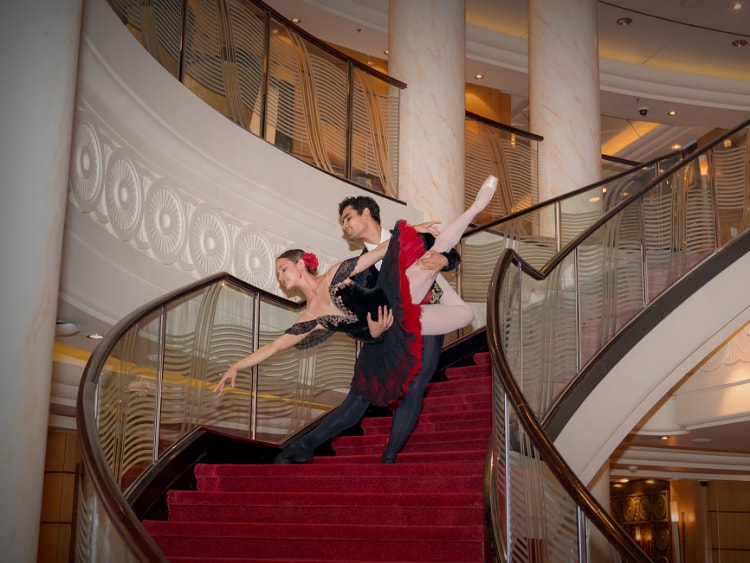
[{"xmin": 61, "ymin": 0, "xmax": 422, "ymax": 329}]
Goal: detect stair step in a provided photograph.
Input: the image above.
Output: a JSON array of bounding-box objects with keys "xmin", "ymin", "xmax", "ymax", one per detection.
[
  {"xmin": 332, "ymin": 437, "xmax": 489, "ymax": 457},
  {"xmin": 193, "ymin": 476, "xmax": 482, "ymax": 496},
  {"xmin": 417, "ymin": 391, "xmax": 491, "ymax": 414},
  {"xmin": 424, "ymin": 378, "xmax": 491, "ymax": 396},
  {"xmin": 473, "ymin": 351, "xmax": 491, "ymax": 364},
  {"xmin": 311, "ymin": 448, "xmax": 488, "ymax": 465},
  {"xmin": 361, "ymin": 412, "xmax": 491, "ymax": 436},
  {"xmin": 444, "ymin": 364, "xmax": 491, "ymax": 379},
  {"xmin": 168, "ymin": 558, "xmax": 475, "ymax": 563},
  {"xmin": 196, "ymin": 460, "xmax": 481, "ymax": 479},
  {"xmin": 143, "ymin": 520, "xmax": 485, "ymax": 562},
  {"xmin": 166, "ymin": 490, "xmax": 483, "ymax": 526},
  {"xmin": 331, "ymin": 428, "xmax": 490, "ymax": 455}
]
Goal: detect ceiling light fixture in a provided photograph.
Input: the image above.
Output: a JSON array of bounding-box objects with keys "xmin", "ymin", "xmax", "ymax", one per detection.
[
  {"xmin": 616, "ymin": 17, "xmax": 632, "ymax": 26},
  {"xmin": 55, "ymin": 320, "xmax": 79, "ymax": 337},
  {"xmin": 291, "ymin": 17, "xmax": 301, "ymax": 24},
  {"xmin": 87, "ymin": 333, "xmax": 104, "ymax": 340},
  {"xmin": 671, "ymin": 144, "xmax": 682, "ymax": 151},
  {"xmin": 474, "ymin": 73, "xmax": 484, "ymax": 80},
  {"xmin": 732, "ymin": 39, "xmax": 748, "ymax": 47},
  {"xmin": 731, "ymin": 1, "xmax": 744, "ymax": 11},
  {"xmin": 384, "ymin": 49, "xmax": 389, "ymax": 55},
  {"xmin": 668, "ymin": 110, "xmax": 677, "ymax": 116}
]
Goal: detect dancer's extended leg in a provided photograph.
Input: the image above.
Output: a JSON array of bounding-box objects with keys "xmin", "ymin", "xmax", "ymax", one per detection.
[
  {"xmin": 274, "ymin": 388, "xmax": 369, "ymax": 464},
  {"xmin": 419, "ymin": 275, "xmax": 474, "ymax": 335},
  {"xmin": 381, "ymin": 334, "xmax": 443, "ymax": 463},
  {"xmin": 406, "ymin": 175, "xmax": 497, "ymax": 303}
]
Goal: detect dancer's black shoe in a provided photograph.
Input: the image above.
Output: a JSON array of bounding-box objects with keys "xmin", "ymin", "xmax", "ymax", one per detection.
[{"xmin": 273, "ymin": 444, "xmax": 313, "ymax": 464}]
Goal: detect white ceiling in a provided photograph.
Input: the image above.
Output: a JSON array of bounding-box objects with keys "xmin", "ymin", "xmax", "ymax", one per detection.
[{"xmin": 267, "ymin": 0, "xmax": 750, "ymax": 161}]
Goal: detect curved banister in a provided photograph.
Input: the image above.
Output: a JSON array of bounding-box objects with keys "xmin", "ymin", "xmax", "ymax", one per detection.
[
  {"xmin": 539, "ymin": 118, "xmax": 750, "ymax": 277},
  {"xmin": 76, "ymin": 273, "xmax": 238, "ymax": 562},
  {"xmin": 487, "ymin": 250, "xmax": 651, "ymax": 563},
  {"xmin": 75, "ymin": 272, "xmax": 359, "ymax": 560},
  {"xmin": 481, "ymin": 118, "xmax": 749, "ymax": 560},
  {"xmin": 499, "ymin": 117, "xmax": 748, "ymax": 419},
  {"xmin": 455, "ymin": 133, "xmax": 698, "ymax": 345},
  {"xmin": 464, "ymin": 140, "xmax": 697, "ymax": 239}
]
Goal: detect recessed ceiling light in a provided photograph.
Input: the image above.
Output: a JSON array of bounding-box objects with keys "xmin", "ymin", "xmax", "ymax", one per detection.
[
  {"xmin": 731, "ymin": 1, "xmax": 744, "ymax": 11},
  {"xmin": 474, "ymin": 73, "xmax": 484, "ymax": 80},
  {"xmin": 384, "ymin": 49, "xmax": 389, "ymax": 55},
  {"xmin": 87, "ymin": 333, "xmax": 104, "ymax": 340},
  {"xmin": 660, "ymin": 435, "xmax": 670, "ymax": 440},
  {"xmin": 671, "ymin": 144, "xmax": 682, "ymax": 151},
  {"xmin": 616, "ymin": 17, "xmax": 632, "ymax": 26},
  {"xmin": 291, "ymin": 17, "xmax": 301, "ymax": 24},
  {"xmin": 732, "ymin": 39, "xmax": 748, "ymax": 47},
  {"xmin": 55, "ymin": 320, "xmax": 79, "ymax": 337},
  {"xmin": 668, "ymin": 110, "xmax": 677, "ymax": 116}
]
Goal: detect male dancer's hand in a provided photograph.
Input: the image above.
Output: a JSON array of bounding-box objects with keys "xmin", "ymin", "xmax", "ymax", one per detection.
[
  {"xmin": 414, "ymin": 220, "xmax": 441, "ymax": 236},
  {"xmin": 367, "ymin": 305, "xmax": 393, "ymax": 338},
  {"xmin": 414, "ymin": 251, "xmax": 448, "ymax": 277}
]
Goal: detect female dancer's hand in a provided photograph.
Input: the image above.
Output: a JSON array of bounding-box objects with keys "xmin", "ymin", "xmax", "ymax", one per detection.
[
  {"xmin": 367, "ymin": 305, "xmax": 394, "ymax": 338},
  {"xmin": 215, "ymin": 364, "xmax": 238, "ymax": 396}
]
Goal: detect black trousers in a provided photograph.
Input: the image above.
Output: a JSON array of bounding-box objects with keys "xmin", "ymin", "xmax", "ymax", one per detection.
[{"xmin": 295, "ymin": 334, "xmax": 444, "ymax": 462}]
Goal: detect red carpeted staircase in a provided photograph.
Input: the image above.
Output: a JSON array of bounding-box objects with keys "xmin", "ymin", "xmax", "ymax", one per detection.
[{"xmin": 143, "ymin": 351, "xmax": 493, "ymax": 562}]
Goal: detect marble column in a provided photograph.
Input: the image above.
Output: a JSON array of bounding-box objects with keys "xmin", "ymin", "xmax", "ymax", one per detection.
[
  {"xmin": 528, "ymin": 0, "xmax": 601, "ymax": 203},
  {"xmin": 0, "ymin": 2, "xmax": 83, "ymax": 560},
  {"xmin": 388, "ymin": 0, "xmax": 466, "ymax": 224}
]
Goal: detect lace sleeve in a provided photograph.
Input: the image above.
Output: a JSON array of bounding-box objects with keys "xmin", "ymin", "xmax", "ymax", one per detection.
[
  {"xmin": 285, "ymin": 319, "xmax": 334, "ymax": 350},
  {"xmin": 331, "ymin": 257, "xmax": 358, "ymax": 285}
]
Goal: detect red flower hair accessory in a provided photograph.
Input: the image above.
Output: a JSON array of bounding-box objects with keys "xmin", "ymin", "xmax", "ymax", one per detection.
[{"xmin": 302, "ymin": 252, "xmax": 318, "ymax": 270}]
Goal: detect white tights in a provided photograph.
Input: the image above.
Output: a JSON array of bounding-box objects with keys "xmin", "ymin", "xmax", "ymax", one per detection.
[{"xmin": 405, "ymin": 175, "xmax": 497, "ymax": 335}]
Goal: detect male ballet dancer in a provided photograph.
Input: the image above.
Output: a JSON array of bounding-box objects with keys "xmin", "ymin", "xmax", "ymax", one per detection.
[{"xmin": 274, "ymin": 195, "xmax": 461, "ymax": 464}]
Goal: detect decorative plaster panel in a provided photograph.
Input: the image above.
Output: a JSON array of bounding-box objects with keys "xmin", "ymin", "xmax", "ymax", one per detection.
[{"xmin": 68, "ymin": 110, "xmax": 297, "ymax": 296}]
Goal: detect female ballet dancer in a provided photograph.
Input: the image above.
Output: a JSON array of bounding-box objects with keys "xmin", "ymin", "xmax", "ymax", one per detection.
[{"xmin": 215, "ymin": 176, "xmax": 497, "ymax": 405}]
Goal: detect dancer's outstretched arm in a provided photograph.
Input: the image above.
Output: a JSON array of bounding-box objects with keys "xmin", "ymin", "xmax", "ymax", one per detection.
[{"xmin": 215, "ymin": 329, "xmax": 307, "ymax": 395}]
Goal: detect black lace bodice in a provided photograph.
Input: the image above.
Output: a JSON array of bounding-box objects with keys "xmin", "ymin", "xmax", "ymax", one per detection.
[{"xmin": 285, "ymin": 257, "xmax": 390, "ymax": 349}]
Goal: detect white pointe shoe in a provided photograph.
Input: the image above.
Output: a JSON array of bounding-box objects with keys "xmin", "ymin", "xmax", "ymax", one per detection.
[{"xmin": 473, "ymin": 175, "xmax": 498, "ymax": 211}]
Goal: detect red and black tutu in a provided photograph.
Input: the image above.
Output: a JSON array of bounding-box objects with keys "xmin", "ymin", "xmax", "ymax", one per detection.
[{"xmin": 351, "ymin": 220, "xmax": 425, "ymax": 405}]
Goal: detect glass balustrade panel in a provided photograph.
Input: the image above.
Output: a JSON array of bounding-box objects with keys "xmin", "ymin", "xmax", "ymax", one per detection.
[{"xmin": 95, "ymin": 311, "xmax": 161, "ymax": 494}]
